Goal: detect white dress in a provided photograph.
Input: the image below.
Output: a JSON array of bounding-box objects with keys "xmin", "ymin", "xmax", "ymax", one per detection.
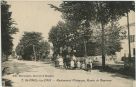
[
  {"xmin": 82, "ymin": 63, "xmax": 86, "ymax": 69},
  {"xmin": 70, "ymin": 60, "xmax": 75, "ymax": 68},
  {"xmin": 85, "ymin": 58, "xmax": 89, "ymax": 64},
  {"xmin": 89, "ymin": 59, "xmax": 92, "ymax": 69},
  {"xmin": 77, "ymin": 62, "xmax": 81, "ymax": 68},
  {"xmin": 72, "ymin": 56, "xmax": 76, "ymax": 61},
  {"xmin": 59, "ymin": 58, "xmax": 63, "ymax": 66}
]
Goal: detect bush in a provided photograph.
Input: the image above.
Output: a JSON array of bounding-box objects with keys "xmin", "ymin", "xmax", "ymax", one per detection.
[
  {"xmin": 124, "ymin": 57, "xmax": 135, "ymax": 77},
  {"xmin": 121, "ymin": 56, "xmax": 126, "ymax": 61}
]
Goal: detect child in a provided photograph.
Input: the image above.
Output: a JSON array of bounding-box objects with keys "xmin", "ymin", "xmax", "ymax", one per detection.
[
  {"xmin": 66, "ymin": 55, "xmax": 70, "ymax": 69},
  {"xmin": 72, "ymin": 55, "xmax": 77, "ymax": 68},
  {"xmin": 77, "ymin": 61, "xmax": 81, "ymax": 69},
  {"xmin": 72, "ymin": 55, "xmax": 77, "ymax": 62},
  {"xmin": 70, "ymin": 60, "xmax": 75, "ymax": 69},
  {"xmin": 86, "ymin": 63, "xmax": 91, "ymax": 71},
  {"xmin": 81, "ymin": 61, "xmax": 86, "ymax": 70},
  {"xmin": 89, "ymin": 58, "xmax": 93, "ymax": 71},
  {"xmin": 55, "ymin": 55, "xmax": 59, "ymax": 67},
  {"xmin": 58, "ymin": 56, "xmax": 64, "ymax": 68},
  {"xmin": 86, "ymin": 58, "xmax": 91, "ymax": 71},
  {"xmin": 86, "ymin": 58, "xmax": 92, "ymax": 71}
]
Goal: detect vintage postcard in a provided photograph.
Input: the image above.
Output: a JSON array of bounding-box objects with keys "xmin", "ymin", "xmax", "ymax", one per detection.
[{"xmin": 1, "ymin": 0, "xmax": 135, "ymax": 87}]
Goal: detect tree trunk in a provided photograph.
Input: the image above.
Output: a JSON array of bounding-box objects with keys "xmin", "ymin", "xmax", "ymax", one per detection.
[
  {"xmin": 33, "ymin": 45, "xmax": 36, "ymax": 61},
  {"xmin": 101, "ymin": 23, "xmax": 105, "ymax": 69},
  {"xmin": 83, "ymin": 40, "xmax": 87, "ymax": 57}
]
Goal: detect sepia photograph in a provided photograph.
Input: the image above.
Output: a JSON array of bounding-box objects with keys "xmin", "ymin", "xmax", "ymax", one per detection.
[{"xmin": 1, "ymin": 0, "xmax": 135, "ymax": 87}]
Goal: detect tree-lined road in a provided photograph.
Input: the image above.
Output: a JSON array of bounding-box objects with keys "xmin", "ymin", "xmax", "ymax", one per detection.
[{"xmin": 3, "ymin": 59, "xmax": 134, "ymax": 87}]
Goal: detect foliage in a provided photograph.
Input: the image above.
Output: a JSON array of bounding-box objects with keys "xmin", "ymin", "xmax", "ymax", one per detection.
[
  {"xmin": 49, "ymin": 1, "xmax": 135, "ymax": 67},
  {"xmin": 101, "ymin": 22, "xmax": 124, "ymax": 55},
  {"xmin": 48, "ymin": 21, "xmax": 125, "ymax": 57},
  {"xmin": 16, "ymin": 32, "xmax": 50, "ymax": 60},
  {"xmin": 1, "ymin": 1, "xmax": 18, "ymax": 60},
  {"xmin": 50, "ymin": 1, "xmax": 134, "ymax": 23},
  {"xmin": 49, "ymin": 21, "xmax": 73, "ymax": 56},
  {"xmin": 38, "ymin": 41, "xmax": 50, "ymax": 59},
  {"xmin": 48, "ymin": 21, "xmax": 94, "ymax": 56}
]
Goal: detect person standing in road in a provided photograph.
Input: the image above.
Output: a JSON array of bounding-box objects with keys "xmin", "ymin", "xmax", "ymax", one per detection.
[
  {"xmin": 72, "ymin": 55, "xmax": 77, "ymax": 68},
  {"xmin": 77, "ymin": 60, "xmax": 81, "ymax": 69},
  {"xmin": 81, "ymin": 61, "xmax": 86, "ymax": 70},
  {"xmin": 55, "ymin": 55, "xmax": 59, "ymax": 67},
  {"xmin": 58, "ymin": 55, "xmax": 63, "ymax": 69},
  {"xmin": 66, "ymin": 55, "xmax": 70, "ymax": 69},
  {"xmin": 70, "ymin": 59, "xmax": 75, "ymax": 69},
  {"xmin": 89, "ymin": 58, "xmax": 93, "ymax": 71},
  {"xmin": 85, "ymin": 58, "xmax": 90, "ymax": 71}
]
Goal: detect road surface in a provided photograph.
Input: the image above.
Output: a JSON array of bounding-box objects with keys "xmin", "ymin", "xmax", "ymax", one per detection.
[{"xmin": 2, "ymin": 59, "xmax": 134, "ymax": 87}]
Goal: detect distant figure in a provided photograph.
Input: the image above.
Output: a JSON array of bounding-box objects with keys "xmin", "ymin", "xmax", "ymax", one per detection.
[
  {"xmin": 58, "ymin": 56, "xmax": 63, "ymax": 68},
  {"xmin": 85, "ymin": 58, "xmax": 90, "ymax": 71},
  {"xmin": 87, "ymin": 58, "xmax": 93, "ymax": 71},
  {"xmin": 55, "ymin": 55, "xmax": 59, "ymax": 67},
  {"xmin": 94, "ymin": 57, "xmax": 98, "ymax": 61},
  {"xmin": 72, "ymin": 55, "xmax": 77, "ymax": 68},
  {"xmin": 85, "ymin": 58, "xmax": 89, "ymax": 64},
  {"xmin": 70, "ymin": 60, "xmax": 75, "ymax": 69},
  {"xmin": 63, "ymin": 56, "xmax": 67, "ymax": 68},
  {"xmin": 72, "ymin": 55, "xmax": 76, "ymax": 61},
  {"xmin": 77, "ymin": 61, "xmax": 81, "ymax": 69},
  {"xmin": 81, "ymin": 61, "xmax": 86, "ymax": 70},
  {"xmin": 17, "ymin": 56, "xmax": 22, "ymax": 60},
  {"xmin": 2, "ymin": 67, "xmax": 9, "ymax": 76},
  {"xmin": 65, "ymin": 55, "xmax": 70, "ymax": 69}
]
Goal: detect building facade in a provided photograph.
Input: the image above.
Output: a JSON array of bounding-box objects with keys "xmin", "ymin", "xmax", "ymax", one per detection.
[{"xmin": 116, "ymin": 23, "xmax": 135, "ymax": 61}]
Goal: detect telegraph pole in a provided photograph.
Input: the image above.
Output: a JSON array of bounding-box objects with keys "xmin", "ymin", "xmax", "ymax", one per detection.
[{"xmin": 127, "ymin": 12, "xmax": 131, "ymax": 59}]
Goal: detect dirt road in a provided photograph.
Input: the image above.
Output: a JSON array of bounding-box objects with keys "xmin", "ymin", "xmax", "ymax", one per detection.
[{"xmin": 2, "ymin": 59, "xmax": 134, "ymax": 87}]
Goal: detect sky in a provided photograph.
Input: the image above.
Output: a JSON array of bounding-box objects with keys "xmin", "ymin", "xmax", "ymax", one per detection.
[
  {"xmin": 7, "ymin": 1, "xmax": 135, "ymax": 50},
  {"xmin": 8, "ymin": 1, "xmax": 63, "ymax": 49}
]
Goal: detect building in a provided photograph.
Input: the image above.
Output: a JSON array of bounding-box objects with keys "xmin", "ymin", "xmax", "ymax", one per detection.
[{"xmin": 116, "ymin": 22, "xmax": 135, "ymax": 61}]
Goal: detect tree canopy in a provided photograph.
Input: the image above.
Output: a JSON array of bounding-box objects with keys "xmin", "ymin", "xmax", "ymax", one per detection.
[
  {"xmin": 16, "ymin": 32, "xmax": 50, "ymax": 60},
  {"xmin": 1, "ymin": 1, "xmax": 18, "ymax": 60},
  {"xmin": 49, "ymin": 1, "xmax": 135, "ymax": 67},
  {"xmin": 49, "ymin": 1, "xmax": 134, "ymax": 24}
]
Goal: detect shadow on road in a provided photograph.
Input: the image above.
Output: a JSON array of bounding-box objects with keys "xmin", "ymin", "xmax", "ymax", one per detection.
[
  {"xmin": 99, "ymin": 66, "xmax": 134, "ymax": 80},
  {"xmin": 2, "ymin": 78, "xmax": 13, "ymax": 87}
]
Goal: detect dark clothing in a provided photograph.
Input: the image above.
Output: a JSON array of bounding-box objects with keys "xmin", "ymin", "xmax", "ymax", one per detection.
[{"xmin": 86, "ymin": 63, "xmax": 91, "ymax": 71}]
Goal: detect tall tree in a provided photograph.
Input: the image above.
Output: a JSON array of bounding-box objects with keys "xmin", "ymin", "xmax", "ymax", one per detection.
[
  {"xmin": 102, "ymin": 22, "xmax": 125, "ymax": 55},
  {"xmin": 38, "ymin": 40, "xmax": 50, "ymax": 60},
  {"xmin": 16, "ymin": 32, "xmax": 43, "ymax": 60},
  {"xmin": 1, "ymin": 1, "xmax": 18, "ymax": 61},
  {"xmin": 49, "ymin": 1, "xmax": 134, "ymax": 68},
  {"xmin": 106, "ymin": 1, "xmax": 135, "ymax": 58},
  {"xmin": 48, "ymin": 21, "xmax": 94, "ymax": 58}
]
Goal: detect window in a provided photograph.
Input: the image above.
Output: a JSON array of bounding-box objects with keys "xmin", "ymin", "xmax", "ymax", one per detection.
[{"xmin": 130, "ymin": 35, "xmax": 135, "ymax": 42}]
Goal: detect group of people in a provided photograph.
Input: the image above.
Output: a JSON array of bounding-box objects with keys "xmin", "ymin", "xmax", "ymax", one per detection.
[{"xmin": 55, "ymin": 54, "xmax": 93, "ymax": 71}]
